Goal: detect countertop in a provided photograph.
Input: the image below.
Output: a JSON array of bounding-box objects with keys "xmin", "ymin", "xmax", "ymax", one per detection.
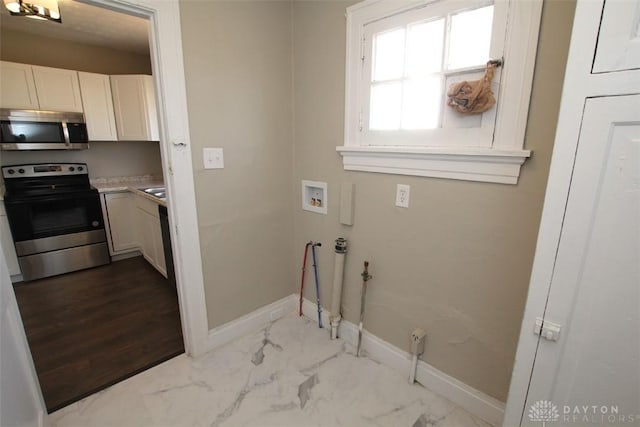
[{"xmin": 91, "ymin": 176, "xmax": 167, "ymax": 207}]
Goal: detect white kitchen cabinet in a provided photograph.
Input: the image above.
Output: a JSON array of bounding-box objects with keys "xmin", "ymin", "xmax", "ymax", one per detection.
[
  {"xmin": 110, "ymin": 75, "xmax": 159, "ymax": 141},
  {"xmin": 31, "ymin": 65, "xmax": 83, "ymax": 112},
  {"xmin": 100, "ymin": 192, "xmax": 138, "ymax": 256},
  {"xmin": 78, "ymin": 72, "xmax": 118, "ymax": 141},
  {"xmin": 0, "ymin": 61, "xmax": 39, "ymax": 109},
  {"xmin": 0, "ymin": 203, "xmax": 21, "ymax": 278},
  {"xmin": 135, "ymin": 194, "xmax": 166, "ymax": 277}
]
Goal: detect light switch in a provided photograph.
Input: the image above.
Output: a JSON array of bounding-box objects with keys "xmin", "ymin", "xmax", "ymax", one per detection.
[{"xmin": 203, "ymin": 148, "xmax": 224, "ymax": 169}]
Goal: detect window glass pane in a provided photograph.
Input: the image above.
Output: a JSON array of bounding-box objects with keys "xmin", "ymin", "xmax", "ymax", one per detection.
[
  {"xmin": 373, "ymin": 28, "xmax": 406, "ymax": 81},
  {"xmin": 406, "ymin": 18, "xmax": 445, "ymax": 76},
  {"xmin": 370, "ymin": 82, "xmax": 402, "ymax": 130},
  {"xmin": 448, "ymin": 5, "xmax": 494, "ymax": 70},
  {"xmin": 401, "ymin": 77, "xmax": 442, "ymax": 130}
]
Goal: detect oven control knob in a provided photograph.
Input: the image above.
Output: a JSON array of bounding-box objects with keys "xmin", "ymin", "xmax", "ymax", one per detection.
[
  {"xmin": 69, "ymin": 167, "xmax": 75, "ymax": 172},
  {"xmin": 18, "ymin": 168, "xmax": 25, "ymax": 174},
  {"xmin": 78, "ymin": 166, "xmax": 84, "ymax": 171},
  {"xmin": 92, "ymin": 221, "xmax": 99, "ymax": 227},
  {"xmin": 7, "ymin": 169, "xmax": 14, "ymax": 175}
]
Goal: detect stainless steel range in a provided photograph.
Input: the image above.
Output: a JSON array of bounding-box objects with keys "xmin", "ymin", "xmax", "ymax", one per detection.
[{"xmin": 2, "ymin": 163, "xmax": 110, "ymax": 281}]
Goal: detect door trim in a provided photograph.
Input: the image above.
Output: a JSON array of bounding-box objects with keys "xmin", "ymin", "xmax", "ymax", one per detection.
[
  {"xmin": 83, "ymin": 0, "xmax": 209, "ymax": 358},
  {"xmin": 503, "ymin": 1, "xmax": 640, "ymax": 425}
]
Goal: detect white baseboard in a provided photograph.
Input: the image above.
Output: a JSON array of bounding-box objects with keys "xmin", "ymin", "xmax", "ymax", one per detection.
[
  {"xmin": 298, "ymin": 295, "xmax": 505, "ymax": 427},
  {"xmin": 10, "ymin": 273, "xmax": 23, "ymax": 283},
  {"xmin": 206, "ymin": 295, "xmax": 297, "ymax": 352},
  {"xmin": 202, "ymin": 294, "xmax": 504, "ymax": 426},
  {"xmin": 111, "ymin": 251, "xmax": 142, "ymax": 262}
]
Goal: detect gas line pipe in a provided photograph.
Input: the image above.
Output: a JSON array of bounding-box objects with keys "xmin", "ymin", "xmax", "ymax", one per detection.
[{"xmin": 356, "ymin": 261, "xmax": 372, "ymax": 357}]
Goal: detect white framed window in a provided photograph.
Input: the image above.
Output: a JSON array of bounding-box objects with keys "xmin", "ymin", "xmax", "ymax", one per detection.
[{"xmin": 338, "ymin": 0, "xmax": 543, "ymax": 184}]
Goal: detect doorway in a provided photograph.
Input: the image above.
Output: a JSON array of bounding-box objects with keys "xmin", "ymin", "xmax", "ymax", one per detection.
[{"xmin": 0, "ymin": 0, "xmax": 208, "ymax": 413}]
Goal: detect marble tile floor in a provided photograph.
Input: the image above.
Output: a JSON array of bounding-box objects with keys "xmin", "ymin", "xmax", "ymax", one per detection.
[{"xmin": 49, "ymin": 314, "xmax": 492, "ymax": 427}]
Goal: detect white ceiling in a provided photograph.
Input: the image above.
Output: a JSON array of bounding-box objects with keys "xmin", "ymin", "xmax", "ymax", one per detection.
[{"xmin": 0, "ymin": 0, "xmax": 150, "ymax": 55}]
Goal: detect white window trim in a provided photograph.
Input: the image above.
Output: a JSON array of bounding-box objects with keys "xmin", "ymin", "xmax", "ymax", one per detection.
[{"xmin": 338, "ymin": 0, "xmax": 543, "ymax": 185}]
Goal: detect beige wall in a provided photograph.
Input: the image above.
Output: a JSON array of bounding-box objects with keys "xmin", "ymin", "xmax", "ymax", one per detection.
[
  {"xmin": 0, "ymin": 29, "xmax": 151, "ymax": 75},
  {"xmin": 0, "ymin": 142, "xmax": 163, "ymax": 179},
  {"xmin": 177, "ymin": 0, "xmax": 574, "ymax": 401},
  {"xmin": 180, "ymin": 1, "xmax": 294, "ymax": 329},
  {"xmin": 291, "ymin": 0, "xmax": 575, "ymax": 402}
]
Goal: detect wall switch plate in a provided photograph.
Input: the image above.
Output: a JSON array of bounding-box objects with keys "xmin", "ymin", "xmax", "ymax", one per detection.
[
  {"xmin": 396, "ymin": 184, "xmax": 410, "ymax": 208},
  {"xmin": 203, "ymin": 148, "xmax": 224, "ymax": 169}
]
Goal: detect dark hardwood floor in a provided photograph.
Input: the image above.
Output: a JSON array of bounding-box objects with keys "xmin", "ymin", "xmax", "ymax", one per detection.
[{"xmin": 13, "ymin": 256, "xmax": 184, "ymax": 413}]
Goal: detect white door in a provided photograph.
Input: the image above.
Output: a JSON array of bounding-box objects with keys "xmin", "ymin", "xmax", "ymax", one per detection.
[
  {"xmin": 0, "ymin": 245, "xmax": 47, "ymax": 427},
  {"xmin": 592, "ymin": 0, "xmax": 640, "ymax": 73},
  {"xmin": 522, "ymin": 95, "xmax": 640, "ymax": 425}
]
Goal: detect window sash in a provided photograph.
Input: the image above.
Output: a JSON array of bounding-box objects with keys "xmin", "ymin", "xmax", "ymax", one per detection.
[{"xmin": 360, "ymin": 0, "xmax": 506, "ymax": 147}]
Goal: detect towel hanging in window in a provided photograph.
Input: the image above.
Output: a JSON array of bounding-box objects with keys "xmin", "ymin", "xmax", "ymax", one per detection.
[{"xmin": 446, "ymin": 59, "xmax": 501, "ymax": 114}]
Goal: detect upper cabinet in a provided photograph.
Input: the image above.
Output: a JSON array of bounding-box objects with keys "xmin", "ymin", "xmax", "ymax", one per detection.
[
  {"xmin": 0, "ymin": 61, "xmax": 83, "ymax": 112},
  {"xmin": 110, "ymin": 75, "xmax": 159, "ymax": 141},
  {"xmin": 0, "ymin": 62, "xmax": 159, "ymax": 142},
  {"xmin": 0, "ymin": 61, "xmax": 39, "ymax": 109},
  {"xmin": 31, "ymin": 65, "xmax": 83, "ymax": 112},
  {"xmin": 78, "ymin": 72, "xmax": 118, "ymax": 141}
]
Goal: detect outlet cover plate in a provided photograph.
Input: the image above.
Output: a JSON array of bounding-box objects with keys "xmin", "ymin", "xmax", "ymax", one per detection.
[{"xmin": 396, "ymin": 184, "xmax": 410, "ymax": 208}]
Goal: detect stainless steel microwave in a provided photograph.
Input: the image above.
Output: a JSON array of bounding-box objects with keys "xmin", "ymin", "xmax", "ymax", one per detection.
[{"xmin": 0, "ymin": 109, "xmax": 89, "ymax": 150}]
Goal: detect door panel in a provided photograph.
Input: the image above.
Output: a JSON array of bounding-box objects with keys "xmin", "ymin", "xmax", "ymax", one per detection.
[
  {"xmin": 105, "ymin": 192, "xmax": 137, "ymax": 253},
  {"xmin": 0, "ymin": 245, "xmax": 45, "ymax": 427},
  {"xmin": 592, "ymin": 0, "xmax": 640, "ymax": 73},
  {"xmin": 78, "ymin": 72, "xmax": 118, "ymax": 141},
  {"xmin": 523, "ymin": 95, "xmax": 640, "ymax": 424}
]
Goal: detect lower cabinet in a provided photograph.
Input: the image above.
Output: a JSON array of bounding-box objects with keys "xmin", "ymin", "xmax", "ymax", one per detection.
[
  {"xmin": 101, "ymin": 192, "xmax": 138, "ymax": 255},
  {"xmin": 0, "ymin": 203, "xmax": 20, "ymax": 277},
  {"xmin": 101, "ymin": 191, "xmax": 167, "ymax": 278},
  {"xmin": 135, "ymin": 195, "xmax": 167, "ymax": 278}
]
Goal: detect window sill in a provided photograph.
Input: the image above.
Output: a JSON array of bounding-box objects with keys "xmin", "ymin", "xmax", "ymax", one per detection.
[{"xmin": 336, "ymin": 146, "xmax": 531, "ymax": 184}]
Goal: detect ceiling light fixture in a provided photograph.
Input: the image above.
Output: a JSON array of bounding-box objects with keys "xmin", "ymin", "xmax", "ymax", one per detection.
[{"xmin": 3, "ymin": 0, "xmax": 61, "ymax": 23}]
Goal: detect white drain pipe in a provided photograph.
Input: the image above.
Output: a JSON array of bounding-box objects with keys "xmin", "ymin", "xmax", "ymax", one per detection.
[{"xmin": 329, "ymin": 238, "xmax": 347, "ymax": 340}]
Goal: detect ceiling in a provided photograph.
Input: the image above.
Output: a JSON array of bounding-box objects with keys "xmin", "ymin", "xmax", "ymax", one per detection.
[{"xmin": 0, "ymin": 0, "xmax": 150, "ymax": 55}]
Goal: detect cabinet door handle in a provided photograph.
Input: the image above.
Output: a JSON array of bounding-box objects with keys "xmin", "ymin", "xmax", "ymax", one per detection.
[{"xmin": 172, "ymin": 140, "xmax": 187, "ymax": 147}]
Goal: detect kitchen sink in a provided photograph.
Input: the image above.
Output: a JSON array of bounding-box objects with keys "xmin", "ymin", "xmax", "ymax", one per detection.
[{"xmin": 142, "ymin": 186, "xmax": 166, "ymax": 200}]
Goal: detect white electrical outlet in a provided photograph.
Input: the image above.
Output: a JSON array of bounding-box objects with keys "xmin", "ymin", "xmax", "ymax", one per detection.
[
  {"xmin": 203, "ymin": 147, "xmax": 224, "ymax": 169},
  {"xmin": 395, "ymin": 184, "xmax": 410, "ymax": 208}
]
